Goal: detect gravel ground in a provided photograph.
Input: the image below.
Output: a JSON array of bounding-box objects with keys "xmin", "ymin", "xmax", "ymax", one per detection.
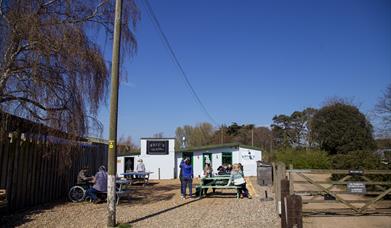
[{"xmin": 1, "ymin": 177, "xmax": 280, "ymax": 228}]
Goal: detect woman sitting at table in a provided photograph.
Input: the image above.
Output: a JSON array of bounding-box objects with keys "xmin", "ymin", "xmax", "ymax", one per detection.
[
  {"xmin": 226, "ymin": 163, "xmax": 251, "ymax": 199},
  {"xmin": 86, "ymin": 165, "xmax": 108, "ymax": 203}
]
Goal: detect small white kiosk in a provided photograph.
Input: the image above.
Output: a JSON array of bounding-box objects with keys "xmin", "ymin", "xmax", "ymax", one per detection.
[
  {"xmin": 117, "ymin": 138, "xmax": 262, "ymax": 179},
  {"xmin": 117, "ymin": 138, "xmax": 176, "ymax": 179}
]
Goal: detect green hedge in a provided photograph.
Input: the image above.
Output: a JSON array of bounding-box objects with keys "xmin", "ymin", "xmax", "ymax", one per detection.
[{"xmin": 275, "ymin": 148, "xmax": 331, "ymax": 169}]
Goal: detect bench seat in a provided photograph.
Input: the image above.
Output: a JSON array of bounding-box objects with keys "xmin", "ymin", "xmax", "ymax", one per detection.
[
  {"xmin": 116, "ymin": 190, "xmax": 131, "ymax": 205},
  {"xmin": 197, "ymin": 185, "xmax": 241, "ymax": 198}
]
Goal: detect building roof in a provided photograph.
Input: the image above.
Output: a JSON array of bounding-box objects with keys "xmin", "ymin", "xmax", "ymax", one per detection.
[
  {"xmin": 140, "ymin": 137, "xmax": 176, "ymax": 140},
  {"xmin": 177, "ymin": 142, "xmax": 262, "ymax": 153}
]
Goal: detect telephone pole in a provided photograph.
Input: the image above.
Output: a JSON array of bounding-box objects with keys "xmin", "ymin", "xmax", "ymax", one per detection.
[
  {"xmin": 107, "ymin": 0, "xmax": 122, "ymax": 226},
  {"xmin": 251, "ymin": 127, "xmax": 254, "ymax": 146}
]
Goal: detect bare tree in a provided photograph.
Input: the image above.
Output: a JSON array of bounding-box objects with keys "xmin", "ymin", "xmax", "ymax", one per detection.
[
  {"xmin": 375, "ymin": 84, "xmax": 391, "ymax": 137},
  {"xmin": 117, "ymin": 135, "xmax": 140, "ymax": 156},
  {"xmin": 0, "ymin": 0, "xmax": 140, "ymax": 137}
]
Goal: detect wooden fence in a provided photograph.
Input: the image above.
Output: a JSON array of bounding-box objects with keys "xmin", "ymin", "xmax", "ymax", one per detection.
[
  {"xmin": 273, "ymin": 163, "xmax": 391, "ymax": 217},
  {"xmin": 0, "ymin": 132, "xmax": 107, "ymax": 213},
  {"xmin": 288, "ymin": 167, "xmax": 391, "ymax": 215}
]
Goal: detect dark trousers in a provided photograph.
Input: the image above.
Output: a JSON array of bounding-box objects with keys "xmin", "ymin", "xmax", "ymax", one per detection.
[
  {"xmin": 86, "ymin": 187, "xmax": 99, "ymax": 201},
  {"xmin": 237, "ymin": 183, "xmax": 249, "ymax": 197},
  {"xmin": 181, "ymin": 177, "xmax": 193, "ymax": 196},
  {"xmin": 180, "ymin": 177, "xmax": 184, "ymax": 195}
]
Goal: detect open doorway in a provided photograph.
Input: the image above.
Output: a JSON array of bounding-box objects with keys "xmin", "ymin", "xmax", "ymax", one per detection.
[{"xmin": 124, "ymin": 157, "xmax": 134, "ymax": 172}]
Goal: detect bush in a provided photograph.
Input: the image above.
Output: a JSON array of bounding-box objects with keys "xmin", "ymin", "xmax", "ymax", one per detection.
[
  {"xmin": 331, "ymin": 150, "xmax": 390, "ymax": 182},
  {"xmin": 331, "ymin": 150, "xmax": 385, "ymax": 170},
  {"xmin": 275, "ymin": 148, "xmax": 331, "ymax": 169}
]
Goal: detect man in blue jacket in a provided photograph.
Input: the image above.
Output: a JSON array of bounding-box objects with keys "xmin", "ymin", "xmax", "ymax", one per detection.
[{"xmin": 181, "ymin": 158, "xmax": 193, "ymax": 199}]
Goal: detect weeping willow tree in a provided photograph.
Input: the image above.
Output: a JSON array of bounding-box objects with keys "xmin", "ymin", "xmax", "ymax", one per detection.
[{"xmin": 0, "ymin": 0, "xmax": 140, "ymax": 137}]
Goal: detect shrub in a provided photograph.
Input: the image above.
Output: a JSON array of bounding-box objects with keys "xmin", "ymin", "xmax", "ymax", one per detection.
[
  {"xmin": 275, "ymin": 148, "xmax": 331, "ymax": 169},
  {"xmin": 331, "ymin": 150, "xmax": 385, "ymax": 170},
  {"xmin": 331, "ymin": 150, "xmax": 390, "ymax": 182}
]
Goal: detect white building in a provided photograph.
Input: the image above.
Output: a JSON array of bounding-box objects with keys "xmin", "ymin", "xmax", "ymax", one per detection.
[{"xmin": 117, "ymin": 138, "xmax": 262, "ymax": 179}]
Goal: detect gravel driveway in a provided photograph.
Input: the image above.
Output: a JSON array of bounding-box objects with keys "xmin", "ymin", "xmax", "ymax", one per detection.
[{"xmin": 1, "ymin": 177, "xmax": 280, "ymax": 228}]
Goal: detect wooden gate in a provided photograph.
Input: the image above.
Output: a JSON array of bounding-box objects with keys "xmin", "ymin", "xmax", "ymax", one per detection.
[{"xmin": 287, "ymin": 167, "xmax": 391, "ymax": 216}]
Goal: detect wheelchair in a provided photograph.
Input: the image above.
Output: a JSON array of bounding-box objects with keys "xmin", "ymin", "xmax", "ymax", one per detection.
[
  {"xmin": 68, "ymin": 183, "xmax": 90, "ymax": 202},
  {"xmin": 68, "ymin": 182, "xmax": 123, "ymax": 203}
]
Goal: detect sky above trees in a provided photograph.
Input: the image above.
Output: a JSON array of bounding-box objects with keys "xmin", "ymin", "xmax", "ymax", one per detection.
[{"xmin": 96, "ymin": 0, "xmax": 391, "ymax": 143}]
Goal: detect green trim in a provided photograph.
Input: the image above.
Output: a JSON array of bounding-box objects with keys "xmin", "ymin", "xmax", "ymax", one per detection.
[
  {"xmin": 222, "ymin": 152, "xmax": 232, "ymax": 165},
  {"xmin": 177, "ymin": 143, "xmax": 261, "ymax": 153}
]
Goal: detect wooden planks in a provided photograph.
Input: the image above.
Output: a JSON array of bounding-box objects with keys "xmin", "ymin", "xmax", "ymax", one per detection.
[{"xmin": 0, "ymin": 134, "xmax": 108, "ymax": 212}]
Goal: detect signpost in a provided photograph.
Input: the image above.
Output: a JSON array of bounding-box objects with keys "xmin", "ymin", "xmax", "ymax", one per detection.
[{"xmin": 347, "ymin": 182, "xmax": 367, "ymax": 194}]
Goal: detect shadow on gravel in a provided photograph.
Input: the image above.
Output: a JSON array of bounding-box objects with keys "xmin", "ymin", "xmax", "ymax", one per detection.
[
  {"xmin": 126, "ymin": 198, "xmax": 203, "ymax": 225},
  {"xmin": 120, "ymin": 183, "xmax": 180, "ymax": 206},
  {"xmin": 0, "ymin": 200, "xmax": 65, "ymax": 228}
]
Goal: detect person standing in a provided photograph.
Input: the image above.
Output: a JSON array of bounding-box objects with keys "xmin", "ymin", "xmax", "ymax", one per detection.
[
  {"xmin": 136, "ymin": 159, "xmax": 145, "ymax": 172},
  {"xmin": 179, "ymin": 158, "xmax": 186, "ymax": 197},
  {"xmin": 86, "ymin": 165, "xmax": 108, "ymax": 203},
  {"xmin": 181, "ymin": 158, "xmax": 193, "ymax": 199}
]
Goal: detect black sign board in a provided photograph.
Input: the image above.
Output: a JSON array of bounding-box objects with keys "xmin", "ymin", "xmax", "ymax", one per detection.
[
  {"xmin": 347, "ymin": 182, "xmax": 366, "ymax": 194},
  {"xmin": 147, "ymin": 140, "xmax": 169, "ymax": 155}
]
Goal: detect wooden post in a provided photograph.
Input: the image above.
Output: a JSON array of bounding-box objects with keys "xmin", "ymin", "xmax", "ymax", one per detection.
[
  {"xmin": 275, "ymin": 162, "xmax": 286, "ymax": 214},
  {"xmin": 272, "ymin": 162, "xmax": 276, "ymax": 193},
  {"xmin": 287, "ymin": 195, "xmax": 303, "ymax": 228},
  {"xmin": 281, "ymin": 179, "xmax": 290, "ymax": 228},
  {"xmin": 289, "ymin": 164, "xmax": 294, "ymax": 195}
]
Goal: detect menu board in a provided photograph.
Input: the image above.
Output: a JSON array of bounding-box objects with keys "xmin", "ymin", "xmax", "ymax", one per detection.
[{"xmin": 147, "ymin": 140, "xmax": 169, "ymax": 155}]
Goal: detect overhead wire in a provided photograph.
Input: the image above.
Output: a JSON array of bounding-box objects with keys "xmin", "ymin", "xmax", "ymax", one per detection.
[{"xmin": 141, "ymin": 0, "xmax": 219, "ymax": 127}]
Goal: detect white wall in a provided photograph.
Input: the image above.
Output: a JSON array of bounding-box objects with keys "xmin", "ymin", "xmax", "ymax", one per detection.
[
  {"xmin": 176, "ymin": 146, "xmax": 262, "ymax": 177},
  {"xmin": 139, "ymin": 139, "xmax": 175, "ymax": 180},
  {"xmin": 176, "ymin": 147, "xmax": 239, "ymax": 178},
  {"xmin": 117, "ymin": 156, "xmax": 125, "ymax": 177},
  {"xmin": 238, "ymin": 148, "xmax": 262, "ymax": 176}
]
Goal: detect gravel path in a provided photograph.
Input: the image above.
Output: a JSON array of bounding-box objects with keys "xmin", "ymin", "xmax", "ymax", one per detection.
[{"xmin": 1, "ymin": 177, "xmax": 280, "ymax": 228}]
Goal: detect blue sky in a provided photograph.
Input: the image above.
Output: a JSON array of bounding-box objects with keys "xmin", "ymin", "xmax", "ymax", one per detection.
[{"xmin": 97, "ymin": 0, "xmax": 391, "ymax": 143}]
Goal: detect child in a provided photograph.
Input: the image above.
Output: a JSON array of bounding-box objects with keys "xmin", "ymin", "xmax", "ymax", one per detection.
[{"xmin": 226, "ymin": 163, "xmax": 251, "ymax": 199}]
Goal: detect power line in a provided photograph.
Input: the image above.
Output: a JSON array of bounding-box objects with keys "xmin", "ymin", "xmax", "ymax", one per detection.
[{"xmin": 141, "ymin": 0, "xmax": 219, "ymax": 126}]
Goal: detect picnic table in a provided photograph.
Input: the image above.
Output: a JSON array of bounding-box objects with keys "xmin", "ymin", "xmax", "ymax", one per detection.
[
  {"xmin": 198, "ymin": 175, "xmax": 241, "ymax": 198},
  {"xmin": 121, "ymin": 171, "xmax": 153, "ymax": 186},
  {"xmin": 115, "ymin": 179, "xmax": 131, "ymax": 205}
]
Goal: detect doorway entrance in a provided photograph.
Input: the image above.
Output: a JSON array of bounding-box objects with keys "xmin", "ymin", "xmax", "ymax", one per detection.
[{"xmin": 124, "ymin": 157, "xmax": 134, "ymax": 172}]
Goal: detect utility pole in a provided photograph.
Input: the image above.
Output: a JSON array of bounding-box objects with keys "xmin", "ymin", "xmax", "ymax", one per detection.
[
  {"xmin": 220, "ymin": 125, "xmax": 224, "ymax": 144},
  {"xmin": 107, "ymin": 0, "xmax": 122, "ymax": 226},
  {"xmin": 251, "ymin": 128, "xmax": 254, "ymax": 146}
]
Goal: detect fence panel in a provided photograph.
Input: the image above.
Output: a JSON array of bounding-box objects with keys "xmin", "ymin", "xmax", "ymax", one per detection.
[{"xmin": 0, "ymin": 135, "xmax": 107, "ymax": 213}]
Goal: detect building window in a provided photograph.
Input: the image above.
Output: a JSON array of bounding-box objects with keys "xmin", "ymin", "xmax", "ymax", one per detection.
[{"xmin": 222, "ymin": 152, "xmax": 232, "ymax": 165}]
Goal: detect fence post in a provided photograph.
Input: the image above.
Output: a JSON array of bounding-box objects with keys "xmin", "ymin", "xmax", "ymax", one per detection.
[
  {"xmin": 289, "ymin": 164, "xmax": 294, "ymax": 195},
  {"xmin": 281, "ymin": 179, "xmax": 290, "ymax": 228},
  {"xmin": 275, "ymin": 162, "xmax": 286, "ymax": 214},
  {"xmin": 287, "ymin": 195, "xmax": 303, "ymax": 228},
  {"xmin": 272, "ymin": 162, "xmax": 276, "ymax": 193}
]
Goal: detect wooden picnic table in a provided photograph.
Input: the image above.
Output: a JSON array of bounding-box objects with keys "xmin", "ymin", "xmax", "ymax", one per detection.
[
  {"xmin": 115, "ymin": 179, "xmax": 131, "ymax": 205},
  {"xmin": 198, "ymin": 175, "xmax": 241, "ymax": 198},
  {"xmin": 121, "ymin": 171, "xmax": 153, "ymax": 186}
]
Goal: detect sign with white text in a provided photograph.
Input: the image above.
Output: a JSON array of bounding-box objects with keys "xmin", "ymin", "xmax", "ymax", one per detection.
[{"xmin": 147, "ymin": 140, "xmax": 169, "ymax": 155}]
